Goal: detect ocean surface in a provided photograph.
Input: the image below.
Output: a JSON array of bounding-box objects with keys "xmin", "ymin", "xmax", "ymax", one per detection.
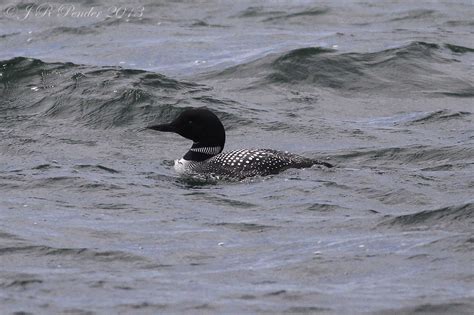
[{"xmin": 1, "ymin": 0, "xmax": 473, "ymax": 314}]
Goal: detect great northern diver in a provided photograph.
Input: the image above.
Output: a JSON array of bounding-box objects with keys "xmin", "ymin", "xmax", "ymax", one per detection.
[{"xmin": 147, "ymin": 108, "xmax": 333, "ymax": 179}]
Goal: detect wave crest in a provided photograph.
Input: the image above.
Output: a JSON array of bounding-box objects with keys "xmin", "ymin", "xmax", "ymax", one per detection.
[{"xmin": 206, "ymin": 41, "xmax": 474, "ymax": 96}]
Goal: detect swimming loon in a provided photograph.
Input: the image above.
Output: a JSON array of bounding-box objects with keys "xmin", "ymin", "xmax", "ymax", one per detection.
[{"xmin": 147, "ymin": 108, "xmax": 333, "ymax": 179}]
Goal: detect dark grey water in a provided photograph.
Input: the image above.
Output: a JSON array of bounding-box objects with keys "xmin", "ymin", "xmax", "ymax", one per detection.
[{"xmin": 1, "ymin": 0, "xmax": 473, "ymax": 314}]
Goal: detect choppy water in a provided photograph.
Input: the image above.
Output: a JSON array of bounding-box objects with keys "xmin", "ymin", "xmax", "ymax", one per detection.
[{"xmin": 1, "ymin": 0, "xmax": 473, "ymax": 314}]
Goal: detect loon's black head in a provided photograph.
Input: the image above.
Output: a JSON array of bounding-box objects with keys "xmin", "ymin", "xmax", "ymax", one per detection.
[{"xmin": 147, "ymin": 108, "xmax": 226, "ymax": 158}]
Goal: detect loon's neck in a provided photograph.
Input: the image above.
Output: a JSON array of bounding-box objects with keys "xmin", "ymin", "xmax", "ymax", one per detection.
[{"xmin": 183, "ymin": 142, "xmax": 223, "ymax": 162}]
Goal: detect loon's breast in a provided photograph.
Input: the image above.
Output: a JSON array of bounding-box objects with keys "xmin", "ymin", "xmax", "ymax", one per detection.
[
  {"xmin": 174, "ymin": 158, "xmax": 191, "ymax": 174},
  {"xmin": 177, "ymin": 149, "xmax": 316, "ymax": 179}
]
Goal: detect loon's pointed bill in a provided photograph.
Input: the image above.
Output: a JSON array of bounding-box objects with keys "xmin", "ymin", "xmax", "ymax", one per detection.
[
  {"xmin": 147, "ymin": 123, "xmax": 176, "ymax": 132},
  {"xmin": 147, "ymin": 107, "xmax": 333, "ymax": 179}
]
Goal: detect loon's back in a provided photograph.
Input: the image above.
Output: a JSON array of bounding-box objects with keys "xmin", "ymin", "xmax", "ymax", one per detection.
[{"xmin": 175, "ymin": 148, "xmax": 331, "ymax": 179}]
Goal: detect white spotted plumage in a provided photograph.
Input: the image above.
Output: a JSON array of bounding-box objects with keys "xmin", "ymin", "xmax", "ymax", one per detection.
[{"xmin": 181, "ymin": 148, "xmax": 315, "ymax": 179}]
